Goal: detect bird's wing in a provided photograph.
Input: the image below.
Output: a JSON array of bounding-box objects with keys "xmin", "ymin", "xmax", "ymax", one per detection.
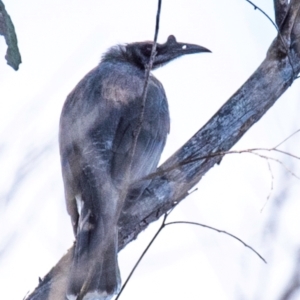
[
  {"xmin": 110, "ymin": 77, "xmax": 170, "ymax": 188},
  {"xmin": 59, "ymin": 67, "xmax": 123, "ymax": 227}
]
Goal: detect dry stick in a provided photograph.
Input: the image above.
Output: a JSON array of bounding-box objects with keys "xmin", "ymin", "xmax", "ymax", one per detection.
[
  {"xmin": 119, "ymin": 0, "xmax": 162, "ymax": 201},
  {"xmin": 275, "ymin": 129, "xmax": 300, "ymax": 148},
  {"xmin": 249, "ymin": 152, "xmax": 300, "ymax": 180},
  {"xmin": 116, "ymin": 209, "xmax": 266, "ymax": 300},
  {"xmin": 115, "ymin": 0, "xmax": 162, "ymax": 298},
  {"xmin": 246, "ymin": 0, "xmax": 279, "ymax": 29},
  {"xmin": 165, "ymin": 221, "xmax": 267, "ymax": 263},
  {"xmin": 272, "ymin": 149, "xmax": 300, "ymax": 160},
  {"xmin": 143, "ymin": 128, "xmax": 300, "ymax": 179},
  {"xmin": 130, "ymin": 0, "xmax": 162, "ymax": 150},
  {"xmin": 115, "ymin": 212, "xmax": 170, "ymax": 300},
  {"xmin": 77, "ymin": 1, "xmax": 162, "ymax": 292},
  {"xmin": 260, "ymin": 159, "xmax": 275, "ymax": 212},
  {"xmin": 143, "ymin": 146, "xmax": 300, "ymax": 181}
]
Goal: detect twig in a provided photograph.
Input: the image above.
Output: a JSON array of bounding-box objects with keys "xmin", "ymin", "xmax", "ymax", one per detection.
[
  {"xmin": 250, "ymin": 152, "xmax": 300, "ymax": 180},
  {"xmin": 115, "ymin": 212, "xmax": 169, "ymax": 300},
  {"xmin": 274, "ymin": 129, "xmax": 300, "ymax": 148},
  {"xmin": 245, "ymin": 0, "xmax": 279, "ymax": 30},
  {"xmin": 272, "ymin": 148, "xmax": 300, "ymax": 160},
  {"xmin": 165, "ymin": 221, "xmax": 267, "ymax": 263},
  {"xmin": 142, "ymin": 129, "xmax": 300, "ymax": 180},
  {"xmin": 143, "ymin": 145, "xmax": 300, "ymax": 181},
  {"xmin": 115, "ymin": 0, "xmax": 162, "ymax": 293},
  {"xmin": 117, "ymin": 202, "xmax": 267, "ymax": 298},
  {"xmin": 260, "ymin": 159, "xmax": 275, "ymax": 212},
  {"xmin": 119, "ymin": 0, "xmax": 162, "ymax": 205}
]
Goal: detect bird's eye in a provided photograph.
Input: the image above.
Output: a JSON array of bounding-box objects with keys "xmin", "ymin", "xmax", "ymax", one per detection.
[{"xmin": 182, "ymin": 45, "xmax": 187, "ymax": 49}]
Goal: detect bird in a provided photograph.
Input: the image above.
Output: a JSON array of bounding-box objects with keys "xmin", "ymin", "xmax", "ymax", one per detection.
[{"xmin": 59, "ymin": 35, "xmax": 210, "ymax": 300}]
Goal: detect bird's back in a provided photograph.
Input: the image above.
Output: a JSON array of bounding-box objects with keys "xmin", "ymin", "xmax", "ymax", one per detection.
[{"xmin": 59, "ymin": 59, "xmax": 170, "ymax": 195}]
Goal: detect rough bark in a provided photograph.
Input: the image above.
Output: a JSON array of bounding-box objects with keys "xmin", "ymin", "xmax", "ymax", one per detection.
[
  {"xmin": 274, "ymin": 0, "xmax": 289, "ymax": 28},
  {"xmin": 26, "ymin": 1, "xmax": 300, "ymax": 299}
]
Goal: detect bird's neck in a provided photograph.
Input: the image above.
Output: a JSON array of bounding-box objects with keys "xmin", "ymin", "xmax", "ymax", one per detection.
[{"xmin": 101, "ymin": 45, "xmax": 147, "ymax": 71}]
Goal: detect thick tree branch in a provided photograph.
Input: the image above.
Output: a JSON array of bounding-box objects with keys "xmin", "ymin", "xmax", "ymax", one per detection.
[
  {"xmin": 274, "ymin": 0, "xmax": 289, "ymax": 28},
  {"xmin": 26, "ymin": 1, "xmax": 300, "ymax": 299},
  {"xmin": 279, "ymin": 250, "xmax": 300, "ymax": 300}
]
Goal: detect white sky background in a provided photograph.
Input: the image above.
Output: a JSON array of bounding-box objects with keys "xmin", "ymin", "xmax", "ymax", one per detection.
[{"xmin": 1, "ymin": 0, "xmax": 300, "ymax": 299}]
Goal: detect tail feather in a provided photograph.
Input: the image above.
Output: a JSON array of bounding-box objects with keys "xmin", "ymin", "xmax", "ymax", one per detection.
[{"xmin": 67, "ymin": 207, "xmax": 121, "ymax": 300}]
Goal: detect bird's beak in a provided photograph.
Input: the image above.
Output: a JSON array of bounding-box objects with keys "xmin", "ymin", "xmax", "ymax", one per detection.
[
  {"xmin": 152, "ymin": 35, "xmax": 211, "ymax": 69},
  {"xmin": 175, "ymin": 42, "xmax": 211, "ymax": 55},
  {"xmin": 165, "ymin": 35, "xmax": 211, "ymax": 55}
]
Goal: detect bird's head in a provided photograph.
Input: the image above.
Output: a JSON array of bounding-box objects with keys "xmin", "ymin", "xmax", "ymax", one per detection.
[{"xmin": 125, "ymin": 35, "xmax": 211, "ymax": 70}]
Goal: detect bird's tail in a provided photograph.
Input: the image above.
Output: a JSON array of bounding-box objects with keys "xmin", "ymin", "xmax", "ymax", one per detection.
[{"xmin": 67, "ymin": 208, "xmax": 121, "ymax": 300}]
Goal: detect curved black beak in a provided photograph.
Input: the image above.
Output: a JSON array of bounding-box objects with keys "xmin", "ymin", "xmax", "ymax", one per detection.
[
  {"xmin": 167, "ymin": 35, "xmax": 211, "ymax": 54},
  {"xmin": 153, "ymin": 35, "xmax": 211, "ymax": 68}
]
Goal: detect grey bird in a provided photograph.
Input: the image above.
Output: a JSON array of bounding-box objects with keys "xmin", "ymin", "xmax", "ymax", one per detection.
[{"xmin": 59, "ymin": 35, "xmax": 210, "ymax": 300}]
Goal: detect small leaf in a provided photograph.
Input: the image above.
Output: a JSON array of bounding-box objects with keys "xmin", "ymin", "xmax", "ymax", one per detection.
[{"xmin": 0, "ymin": 0, "xmax": 21, "ymax": 70}]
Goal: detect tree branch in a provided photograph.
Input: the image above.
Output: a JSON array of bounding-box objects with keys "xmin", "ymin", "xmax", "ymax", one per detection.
[
  {"xmin": 25, "ymin": 1, "xmax": 300, "ymax": 299},
  {"xmin": 274, "ymin": 0, "xmax": 289, "ymax": 28}
]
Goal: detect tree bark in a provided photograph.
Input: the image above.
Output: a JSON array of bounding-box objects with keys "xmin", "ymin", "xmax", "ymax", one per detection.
[
  {"xmin": 26, "ymin": 1, "xmax": 300, "ymax": 299},
  {"xmin": 273, "ymin": 0, "xmax": 289, "ymax": 27}
]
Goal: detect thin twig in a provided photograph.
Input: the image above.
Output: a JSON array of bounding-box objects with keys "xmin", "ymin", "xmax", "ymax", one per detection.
[
  {"xmin": 260, "ymin": 159, "xmax": 275, "ymax": 212},
  {"xmin": 241, "ymin": 151, "xmax": 300, "ymax": 180},
  {"xmin": 115, "ymin": 0, "xmax": 162, "ymax": 295},
  {"xmin": 115, "ymin": 213, "xmax": 168, "ymax": 300},
  {"xmin": 119, "ymin": 0, "xmax": 162, "ymax": 206},
  {"xmin": 117, "ymin": 202, "xmax": 267, "ymax": 299},
  {"xmin": 246, "ymin": 0, "xmax": 279, "ymax": 30},
  {"xmin": 142, "ymin": 145, "xmax": 300, "ymax": 181},
  {"xmin": 142, "ymin": 129, "xmax": 300, "ymax": 181},
  {"xmin": 272, "ymin": 149, "xmax": 300, "ymax": 160},
  {"xmin": 165, "ymin": 221, "xmax": 267, "ymax": 263},
  {"xmin": 133, "ymin": 0, "xmax": 162, "ymax": 137},
  {"xmin": 22, "ymin": 291, "xmax": 30, "ymax": 300},
  {"xmin": 274, "ymin": 129, "xmax": 300, "ymax": 148}
]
